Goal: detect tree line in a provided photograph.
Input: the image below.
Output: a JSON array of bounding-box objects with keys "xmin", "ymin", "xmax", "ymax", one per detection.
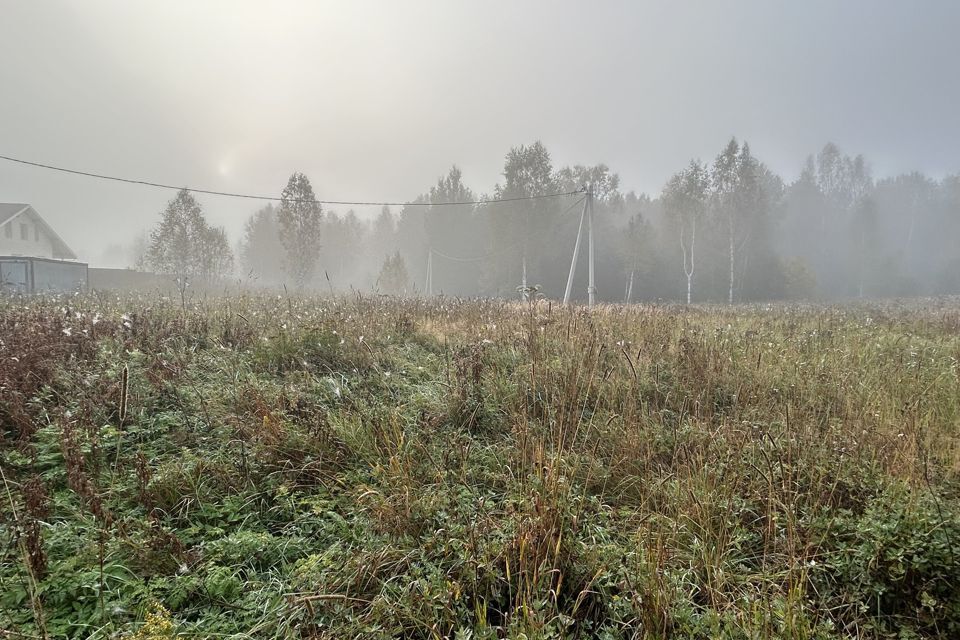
[{"xmin": 141, "ymin": 140, "xmax": 960, "ymax": 302}]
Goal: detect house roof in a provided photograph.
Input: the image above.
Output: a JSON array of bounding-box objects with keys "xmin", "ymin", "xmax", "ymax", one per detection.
[
  {"xmin": 0, "ymin": 203, "xmax": 30, "ymax": 226},
  {"xmin": 0, "ymin": 203, "xmax": 78, "ymax": 260}
]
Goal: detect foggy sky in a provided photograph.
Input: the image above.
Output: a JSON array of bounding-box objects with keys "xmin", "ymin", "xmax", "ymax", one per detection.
[{"xmin": 1, "ymin": 1, "xmax": 958, "ymax": 266}]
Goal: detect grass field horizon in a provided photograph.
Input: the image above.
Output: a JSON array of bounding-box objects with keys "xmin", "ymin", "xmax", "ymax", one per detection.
[{"xmin": 2, "ymin": 293, "xmax": 959, "ymax": 639}]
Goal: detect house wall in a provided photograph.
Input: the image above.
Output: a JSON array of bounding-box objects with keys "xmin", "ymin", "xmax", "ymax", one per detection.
[
  {"xmin": 0, "ymin": 257, "xmax": 87, "ymax": 293},
  {"xmin": 32, "ymin": 259, "xmax": 87, "ymax": 292},
  {"xmin": 0, "ymin": 214, "xmax": 56, "ymax": 259},
  {"xmin": 0, "ymin": 260, "xmax": 29, "ymax": 292}
]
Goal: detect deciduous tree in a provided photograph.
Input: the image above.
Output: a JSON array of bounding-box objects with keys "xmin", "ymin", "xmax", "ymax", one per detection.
[
  {"xmin": 145, "ymin": 189, "xmax": 234, "ymax": 285},
  {"xmin": 377, "ymin": 251, "xmax": 409, "ymax": 295},
  {"xmin": 664, "ymin": 161, "xmax": 709, "ymax": 304},
  {"xmin": 278, "ymin": 172, "xmax": 323, "ymax": 287},
  {"xmin": 239, "ymin": 204, "xmax": 284, "ymax": 284}
]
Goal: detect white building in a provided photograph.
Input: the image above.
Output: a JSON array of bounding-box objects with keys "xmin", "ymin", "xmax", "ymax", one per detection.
[
  {"xmin": 0, "ymin": 203, "xmax": 77, "ymax": 259},
  {"xmin": 0, "ymin": 203, "xmax": 87, "ymax": 293}
]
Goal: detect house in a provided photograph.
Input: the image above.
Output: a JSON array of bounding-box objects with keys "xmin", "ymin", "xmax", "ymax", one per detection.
[{"xmin": 0, "ymin": 203, "xmax": 87, "ymax": 293}]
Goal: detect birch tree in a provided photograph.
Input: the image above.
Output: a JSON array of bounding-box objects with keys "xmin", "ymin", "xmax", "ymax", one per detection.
[
  {"xmin": 277, "ymin": 172, "xmax": 323, "ymax": 288},
  {"xmin": 664, "ymin": 161, "xmax": 708, "ymax": 304},
  {"xmin": 146, "ymin": 189, "xmax": 234, "ymax": 287},
  {"xmin": 712, "ymin": 139, "xmax": 741, "ymax": 304}
]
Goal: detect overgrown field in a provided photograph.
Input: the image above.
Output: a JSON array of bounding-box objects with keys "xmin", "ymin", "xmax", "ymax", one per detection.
[{"xmin": 2, "ymin": 294, "xmax": 959, "ymax": 639}]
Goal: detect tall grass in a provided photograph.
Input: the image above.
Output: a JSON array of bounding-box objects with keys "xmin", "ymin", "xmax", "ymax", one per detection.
[{"xmin": 1, "ymin": 293, "xmax": 958, "ymax": 638}]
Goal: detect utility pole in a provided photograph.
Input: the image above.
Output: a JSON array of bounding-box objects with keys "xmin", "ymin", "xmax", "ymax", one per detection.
[
  {"xmin": 587, "ymin": 189, "xmax": 595, "ymax": 306},
  {"xmin": 563, "ymin": 187, "xmax": 596, "ymax": 306},
  {"xmin": 425, "ymin": 249, "xmax": 433, "ymax": 296},
  {"xmin": 521, "ymin": 255, "xmax": 527, "ymax": 299},
  {"xmin": 563, "ymin": 194, "xmax": 589, "ymax": 305}
]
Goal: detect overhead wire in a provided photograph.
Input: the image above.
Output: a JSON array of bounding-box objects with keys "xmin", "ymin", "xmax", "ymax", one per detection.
[{"xmin": 0, "ymin": 153, "xmax": 581, "ymax": 207}]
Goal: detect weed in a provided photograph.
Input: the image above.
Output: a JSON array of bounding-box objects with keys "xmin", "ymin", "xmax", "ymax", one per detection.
[{"xmin": 1, "ymin": 294, "xmax": 958, "ymax": 638}]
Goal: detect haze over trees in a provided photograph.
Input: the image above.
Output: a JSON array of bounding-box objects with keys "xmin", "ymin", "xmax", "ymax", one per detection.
[
  {"xmin": 239, "ymin": 204, "xmax": 284, "ymax": 284},
  {"xmin": 277, "ymin": 172, "xmax": 323, "ymax": 288},
  {"xmin": 144, "ymin": 188, "xmax": 233, "ymax": 284},
  {"xmin": 170, "ymin": 139, "xmax": 959, "ymax": 303},
  {"xmin": 376, "ymin": 251, "xmax": 409, "ymax": 295}
]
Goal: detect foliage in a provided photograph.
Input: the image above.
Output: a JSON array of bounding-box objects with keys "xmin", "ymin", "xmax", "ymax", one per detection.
[
  {"xmin": 124, "ymin": 603, "xmax": 178, "ymax": 640},
  {"xmin": 813, "ymin": 489, "xmax": 960, "ymax": 637},
  {"xmin": 377, "ymin": 251, "xmax": 409, "ymax": 295},
  {"xmin": 277, "ymin": 172, "xmax": 323, "ymax": 287},
  {"xmin": 239, "ymin": 203, "xmax": 285, "ymax": 284},
  {"xmin": 2, "ymin": 293, "xmax": 959, "ymax": 638},
  {"xmin": 144, "ymin": 189, "xmax": 234, "ymax": 282},
  {"xmin": 209, "ymin": 139, "xmax": 960, "ymax": 303}
]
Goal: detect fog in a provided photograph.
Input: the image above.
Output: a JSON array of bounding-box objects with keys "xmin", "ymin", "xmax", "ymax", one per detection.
[{"xmin": 1, "ymin": 1, "xmax": 958, "ymax": 301}]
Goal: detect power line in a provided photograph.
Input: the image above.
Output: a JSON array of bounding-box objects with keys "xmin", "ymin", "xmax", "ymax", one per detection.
[
  {"xmin": 432, "ymin": 246, "xmax": 506, "ymax": 263},
  {"xmin": 0, "ymin": 153, "xmax": 581, "ymax": 207}
]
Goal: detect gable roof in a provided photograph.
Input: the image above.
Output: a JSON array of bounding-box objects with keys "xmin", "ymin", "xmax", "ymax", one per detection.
[
  {"xmin": 0, "ymin": 203, "xmax": 78, "ymax": 260},
  {"xmin": 0, "ymin": 203, "xmax": 30, "ymax": 226}
]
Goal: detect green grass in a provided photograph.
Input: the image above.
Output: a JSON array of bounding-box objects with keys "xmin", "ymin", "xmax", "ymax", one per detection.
[{"xmin": 1, "ymin": 294, "xmax": 959, "ymax": 639}]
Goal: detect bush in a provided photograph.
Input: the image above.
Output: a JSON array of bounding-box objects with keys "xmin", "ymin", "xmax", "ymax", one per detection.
[{"xmin": 813, "ymin": 487, "xmax": 960, "ymax": 637}]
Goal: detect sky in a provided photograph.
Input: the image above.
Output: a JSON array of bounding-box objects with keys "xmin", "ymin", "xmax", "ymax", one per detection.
[{"xmin": 1, "ymin": 0, "xmax": 958, "ymax": 266}]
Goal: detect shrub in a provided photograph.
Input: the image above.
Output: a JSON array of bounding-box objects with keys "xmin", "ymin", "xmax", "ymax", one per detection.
[{"xmin": 813, "ymin": 487, "xmax": 960, "ymax": 636}]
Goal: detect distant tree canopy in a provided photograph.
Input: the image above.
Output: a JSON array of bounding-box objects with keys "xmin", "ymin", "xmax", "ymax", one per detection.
[
  {"xmin": 172, "ymin": 139, "xmax": 960, "ymax": 302},
  {"xmin": 377, "ymin": 251, "xmax": 409, "ymax": 295},
  {"xmin": 239, "ymin": 204, "xmax": 284, "ymax": 283},
  {"xmin": 488, "ymin": 142, "xmax": 558, "ymax": 294},
  {"xmin": 277, "ymin": 172, "xmax": 323, "ymax": 287},
  {"xmin": 145, "ymin": 189, "xmax": 233, "ymax": 281}
]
